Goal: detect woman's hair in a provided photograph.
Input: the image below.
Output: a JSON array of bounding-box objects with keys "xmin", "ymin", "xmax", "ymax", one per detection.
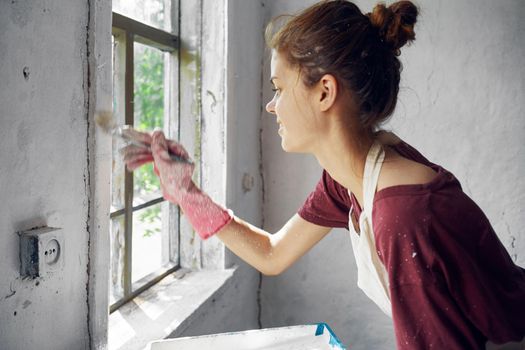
[{"xmin": 266, "ymin": 0, "xmax": 419, "ymax": 131}]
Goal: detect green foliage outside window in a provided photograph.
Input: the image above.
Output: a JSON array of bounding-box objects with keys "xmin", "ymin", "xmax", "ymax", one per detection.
[{"xmin": 134, "ymin": 44, "xmax": 164, "ymax": 237}]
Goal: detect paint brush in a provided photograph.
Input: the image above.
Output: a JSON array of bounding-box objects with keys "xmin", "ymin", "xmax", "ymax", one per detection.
[{"xmin": 94, "ymin": 111, "xmax": 193, "ymax": 164}]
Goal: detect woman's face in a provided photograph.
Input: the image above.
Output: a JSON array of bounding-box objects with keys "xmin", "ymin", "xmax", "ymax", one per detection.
[{"xmin": 266, "ymin": 51, "xmax": 321, "ymax": 153}]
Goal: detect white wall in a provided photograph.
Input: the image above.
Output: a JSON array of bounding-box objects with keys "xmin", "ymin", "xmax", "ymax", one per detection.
[
  {"xmin": 0, "ymin": 1, "xmax": 111, "ymax": 349},
  {"xmin": 259, "ymin": 0, "xmax": 525, "ymax": 349}
]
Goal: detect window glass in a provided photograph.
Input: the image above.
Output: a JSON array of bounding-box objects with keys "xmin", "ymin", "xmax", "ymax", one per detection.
[
  {"xmin": 132, "ymin": 202, "xmax": 168, "ymax": 284},
  {"xmin": 113, "ymin": 0, "xmax": 170, "ymax": 32}
]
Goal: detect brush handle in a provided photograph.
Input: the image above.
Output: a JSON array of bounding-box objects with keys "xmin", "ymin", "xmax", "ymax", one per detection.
[{"xmin": 168, "ymin": 152, "xmax": 193, "ymax": 164}]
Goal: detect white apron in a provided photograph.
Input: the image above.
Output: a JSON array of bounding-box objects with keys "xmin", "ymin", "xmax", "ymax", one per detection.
[{"xmin": 348, "ymin": 141, "xmax": 392, "ymax": 317}]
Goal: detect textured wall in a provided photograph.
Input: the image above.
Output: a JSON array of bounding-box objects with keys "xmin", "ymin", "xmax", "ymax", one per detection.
[
  {"xmin": 260, "ymin": 0, "xmax": 525, "ymax": 349},
  {"xmin": 0, "ymin": 1, "xmax": 94, "ymax": 349}
]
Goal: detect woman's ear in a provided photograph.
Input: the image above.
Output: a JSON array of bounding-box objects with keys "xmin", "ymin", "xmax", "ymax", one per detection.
[{"xmin": 318, "ymin": 74, "xmax": 338, "ymax": 112}]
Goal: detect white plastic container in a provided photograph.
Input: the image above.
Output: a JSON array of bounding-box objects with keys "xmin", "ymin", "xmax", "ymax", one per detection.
[{"xmin": 147, "ymin": 323, "xmax": 346, "ymax": 350}]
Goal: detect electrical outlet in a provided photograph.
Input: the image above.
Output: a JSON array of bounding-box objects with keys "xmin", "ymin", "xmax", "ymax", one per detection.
[{"xmin": 19, "ymin": 226, "xmax": 64, "ymax": 278}]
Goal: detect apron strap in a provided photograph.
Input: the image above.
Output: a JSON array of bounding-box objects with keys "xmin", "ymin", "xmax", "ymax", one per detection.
[
  {"xmin": 347, "ymin": 140, "xmax": 392, "ymax": 317},
  {"xmin": 362, "ymin": 141, "xmax": 385, "ymax": 218}
]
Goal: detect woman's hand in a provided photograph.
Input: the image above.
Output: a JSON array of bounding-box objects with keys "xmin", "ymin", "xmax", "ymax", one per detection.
[
  {"xmin": 148, "ymin": 130, "xmax": 232, "ymax": 239},
  {"xmin": 119, "ymin": 129, "xmax": 231, "ymax": 239},
  {"xmin": 119, "ymin": 128, "xmax": 154, "ymax": 171},
  {"xmin": 150, "ymin": 130, "xmax": 195, "ymax": 204}
]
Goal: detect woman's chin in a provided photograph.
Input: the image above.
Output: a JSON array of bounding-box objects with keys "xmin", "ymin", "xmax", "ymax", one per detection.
[
  {"xmin": 281, "ymin": 139, "xmax": 292, "ymax": 152},
  {"xmin": 280, "ymin": 139, "xmax": 289, "ymax": 152},
  {"xmin": 281, "ymin": 139, "xmax": 304, "ymax": 153}
]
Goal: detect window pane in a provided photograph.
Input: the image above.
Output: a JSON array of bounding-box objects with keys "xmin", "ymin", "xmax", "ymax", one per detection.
[
  {"xmin": 113, "ymin": 0, "xmax": 171, "ymax": 32},
  {"xmin": 132, "ymin": 202, "xmax": 169, "ymax": 284},
  {"xmin": 133, "ymin": 42, "xmax": 164, "ymax": 201},
  {"xmin": 109, "ymin": 215, "xmax": 126, "ymax": 304}
]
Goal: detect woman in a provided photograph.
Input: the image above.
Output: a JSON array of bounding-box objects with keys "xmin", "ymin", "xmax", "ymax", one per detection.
[{"xmin": 122, "ymin": 1, "xmax": 525, "ymax": 348}]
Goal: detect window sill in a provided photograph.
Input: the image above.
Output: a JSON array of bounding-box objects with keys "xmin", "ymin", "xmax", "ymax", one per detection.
[{"xmin": 108, "ymin": 266, "xmax": 238, "ymax": 350}]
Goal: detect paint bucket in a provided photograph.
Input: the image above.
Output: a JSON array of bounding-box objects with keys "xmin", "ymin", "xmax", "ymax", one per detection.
[{"xmin": 147, "ymin": 323, "xmax": 346, "ymax": 350}]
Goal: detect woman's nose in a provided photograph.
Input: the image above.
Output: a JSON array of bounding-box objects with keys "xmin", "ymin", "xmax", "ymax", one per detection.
[{"xmin": 266, "ymin": 98, "xmax": 276, "ymax": 115}]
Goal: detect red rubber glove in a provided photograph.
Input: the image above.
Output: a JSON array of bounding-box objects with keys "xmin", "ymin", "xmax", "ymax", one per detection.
[
  {"xmin": 119, "ymin": 128, "xmax": 154, "ymax": 171},
  {"xmin": 150, "ymin": 130, "xmax": 233, "ymax": 239}
]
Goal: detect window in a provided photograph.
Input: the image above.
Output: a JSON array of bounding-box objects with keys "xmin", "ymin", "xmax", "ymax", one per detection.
[{"xmin": 110, "ymin": 0, "xmax": 179, "ymax": 312}]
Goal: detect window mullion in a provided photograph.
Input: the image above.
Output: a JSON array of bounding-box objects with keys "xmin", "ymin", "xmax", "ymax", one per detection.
[
  {"xmin": 110, "ymin": 196, "xmax": 164, "ymax": 218},
  {"xmin": 123, "ymin": 30, "xmax": 134, "ymax": 298},
  {"xmin": 165, "ymin": 23, "xmax": 180, "ymax": 265}
]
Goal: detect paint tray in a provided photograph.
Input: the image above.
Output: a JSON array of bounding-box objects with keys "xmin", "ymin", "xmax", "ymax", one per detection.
[{"xmin": 147, "ymin": 323, "xmax": 346, "ymax": 350}]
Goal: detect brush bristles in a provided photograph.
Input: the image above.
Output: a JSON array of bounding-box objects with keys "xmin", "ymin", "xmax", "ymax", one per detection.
[{"xmin": 94, "ymin": 111, "xmax": 115, "ymax": 133}]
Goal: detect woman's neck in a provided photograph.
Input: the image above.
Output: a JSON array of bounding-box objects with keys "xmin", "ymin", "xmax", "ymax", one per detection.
[{"xmin": 313, "ymin": 121, "xmax": 374, "ymax": 208}]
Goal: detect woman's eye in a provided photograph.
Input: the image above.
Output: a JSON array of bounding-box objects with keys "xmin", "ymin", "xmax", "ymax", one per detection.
[{"xmin": 271, "ymin": 88, "xmax": 280, "ymax": 95}]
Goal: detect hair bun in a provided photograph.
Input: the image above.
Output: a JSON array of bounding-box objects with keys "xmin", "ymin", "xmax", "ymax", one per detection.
[{"xmin": 368, "ymin": 1, "xmax": 418, "ymax": 55}]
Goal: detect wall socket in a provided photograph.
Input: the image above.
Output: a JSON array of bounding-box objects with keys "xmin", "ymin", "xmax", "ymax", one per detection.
[{"xmin": 19, "ymin": 226, "xmax": 64, "ymax": 278}]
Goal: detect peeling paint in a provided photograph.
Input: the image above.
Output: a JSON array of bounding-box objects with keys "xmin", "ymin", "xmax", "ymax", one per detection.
[
  {"xmin": 22, "ymin": 300, "xmax": 31, "ymax": 309},
  {"xmin": 242, "ymin": 173, "xmax": 255, "ymax": 193},
  {"xmin": 180, "ymin": 44, "xmax": 203, "ymax": 188},
  {"xmin": 206, "ymin": 90, "xmax": 217, "ymax": 113},
  {"xmin": 22, "ymin": 66, "xmax": 29, "ymax": 80},
  {"xmin": 4, "ymin": 290, "xmax": 16, "ymax": 299}
]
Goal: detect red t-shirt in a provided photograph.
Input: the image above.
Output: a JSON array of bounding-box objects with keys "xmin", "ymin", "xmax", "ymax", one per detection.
[{"xmin": 298, "ymin": 140, "xmax": 525, "ymax": 349}]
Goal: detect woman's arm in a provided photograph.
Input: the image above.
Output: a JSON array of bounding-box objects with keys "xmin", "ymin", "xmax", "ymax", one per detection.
[
  {"xmin": 121, "ymin": 129, "xmax": 332, "ymax": 275},
  {"xmin": 217, "ymin": 214, "xmax": 331, "ymax": 276}
]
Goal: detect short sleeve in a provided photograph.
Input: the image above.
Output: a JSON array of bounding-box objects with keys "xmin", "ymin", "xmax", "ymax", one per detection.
[{"xmin": 298, "ymin": 170, "xmax": 351, "ymax": 229}]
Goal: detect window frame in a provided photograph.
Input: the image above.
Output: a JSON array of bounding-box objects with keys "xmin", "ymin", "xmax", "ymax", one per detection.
[
  {"xmin": 92, "ymin": 1, "xmax": 237, "ymax": 347},
  {"xmin": 110, "ymin": 11, "xmax": 180, "ymax": 313}
]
